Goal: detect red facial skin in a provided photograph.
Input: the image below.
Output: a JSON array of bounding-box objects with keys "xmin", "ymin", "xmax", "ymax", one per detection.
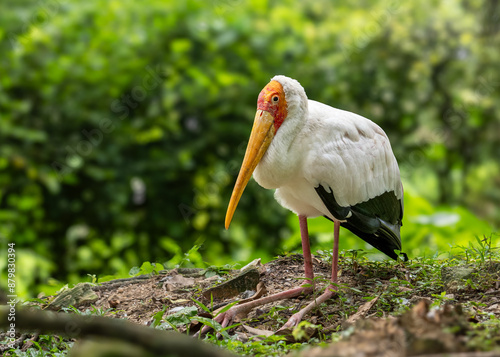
[{"xmin": 256, "ymin": 81, "xmax": 288, "ymax": 132}]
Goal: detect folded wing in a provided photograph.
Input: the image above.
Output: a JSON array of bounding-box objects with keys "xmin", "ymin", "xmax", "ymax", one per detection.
[{"xmin": 303, "ymin": 102, "xmax": 404, "ymax": 260}]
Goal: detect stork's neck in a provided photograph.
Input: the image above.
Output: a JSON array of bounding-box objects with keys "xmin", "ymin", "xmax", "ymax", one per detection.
[{"xmin": 253, "ymin": 94, "xmax": 309, "ymax": 189}]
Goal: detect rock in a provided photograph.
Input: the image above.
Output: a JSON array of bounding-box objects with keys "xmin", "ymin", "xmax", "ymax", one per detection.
[
  {"xmin": 202, "ymin": 268, "xmax": 260, "ymax": 300},
  {"xmin": 48, "ymin": 283, "xmax": 98, "ymax": 310}
]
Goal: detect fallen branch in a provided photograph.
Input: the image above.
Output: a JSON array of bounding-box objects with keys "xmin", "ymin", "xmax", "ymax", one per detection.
[{"xmin": 0, "ymin": 306, "xmax": 236, "ymax": 357}]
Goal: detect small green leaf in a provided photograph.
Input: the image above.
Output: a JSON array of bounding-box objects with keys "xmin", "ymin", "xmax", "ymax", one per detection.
[
  {"xmin": 191, "ymin": 316, "xmax": 230, "ymax": 339},
  {"xmin": 215, "ymin": 300, "xmax": 239, "ymax": 317},
  {"xmin": 192, "ymin": 298, "xmax": 211, "ymax": 314},
  {"xmin": 165, "ymin": 306, "xmax": 197, "ymax": 326},
  {"xmin": 129, "ymin": 266, "xmax": 140, "ymax": 276}
]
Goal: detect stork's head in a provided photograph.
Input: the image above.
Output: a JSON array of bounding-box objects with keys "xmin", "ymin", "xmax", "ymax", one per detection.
[
  {"xmin": 225, "ymin": 77, "xmax": 302, "ymax": 229},
  {"xmin": 256, "ymin": 80, "xmax": 288, "ymax": 132}
]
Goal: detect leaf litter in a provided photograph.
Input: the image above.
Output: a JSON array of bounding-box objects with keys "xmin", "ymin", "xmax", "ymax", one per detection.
[{"xmin": 7, "ymin": 252, "xmax": 500, "ymax": 356}]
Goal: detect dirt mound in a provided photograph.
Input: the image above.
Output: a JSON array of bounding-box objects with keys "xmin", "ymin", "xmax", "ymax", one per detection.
[{"xmin": 3, "ymin": 255, "xmax": 500, "ymax": 355}]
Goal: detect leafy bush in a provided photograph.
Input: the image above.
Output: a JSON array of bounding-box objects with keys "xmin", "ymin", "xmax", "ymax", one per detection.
[
  {"xmin": 285, "ymin": 188, "xmax": 495, "ymax": 260},
  {"xmin": 0, "ymin": 0, "xmax": 498, "ymax": 297}
]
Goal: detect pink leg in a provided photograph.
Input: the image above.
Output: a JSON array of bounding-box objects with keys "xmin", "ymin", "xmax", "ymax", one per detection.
[
  {"xmin": 299, "ymin": 215, "xmax": 314, "ymax": 291},
  {"xmin": 279, "ymin": 220, "xmax": 340, "ymax": 329},
  {"xmin": 196, "ymin": 215, "xmax": 314, "ymax": 336},
  {"xmin": 331, "ymin": 219, "xmax": 340, "ymax": 284}
]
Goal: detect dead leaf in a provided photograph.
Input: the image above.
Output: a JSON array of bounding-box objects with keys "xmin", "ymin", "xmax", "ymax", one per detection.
[
  {"xmin": 486, "ymin": 303, "xmax": 499, "ymax": 311},
  {"xmin": 242, "ymin": 324, "xmax": 274, "ymax": 337},
  {"xmin": 345, "ymin": 295, "xmax": 379, "ymax": 325},
  {"xmin": 169, "ymin": 298, "xmax": 191, "ymax": 304},
  {"xmin": 238, "ymin": 282, "xmax": 267, "ymax": 304},
  {"xmin": 240, "ymin": 258, "xmax": 262, "ymax": 272},
  {"xmin": 108, "ymin": 295, "xmax": 120, "ymax": 308}
]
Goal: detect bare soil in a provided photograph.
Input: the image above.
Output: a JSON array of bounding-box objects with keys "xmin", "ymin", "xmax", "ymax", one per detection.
[
  {"xmin": 87, "ymin": 255, "xmax": 500, "ymax": 329},
  {"xmin": 5, "ymin": 254, "xmax": 500, "ymax": 356}
]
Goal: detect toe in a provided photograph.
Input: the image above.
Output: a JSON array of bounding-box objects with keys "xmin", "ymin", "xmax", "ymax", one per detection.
[
  {"xmin": 280, "ymin": 314, "xmax": 301, "ymax": 330},
  {"xmin": 221, "ymin": 313, "xmax": 232, "ymax": 328}
]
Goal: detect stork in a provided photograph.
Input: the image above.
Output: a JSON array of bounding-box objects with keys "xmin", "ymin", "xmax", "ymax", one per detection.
[{"xmin": 216, "ymin": 75, "xmax": 404, "ymax": 332}]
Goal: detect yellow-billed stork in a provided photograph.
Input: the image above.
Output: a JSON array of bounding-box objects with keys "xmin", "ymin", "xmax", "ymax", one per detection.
[{"xmin": 218, "ymin": 75, "xmax": 404, "ymax": 331}]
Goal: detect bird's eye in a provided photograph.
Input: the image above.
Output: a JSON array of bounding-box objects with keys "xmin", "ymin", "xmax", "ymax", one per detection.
[{"xmin": 272, "ymin": 95, "xmax": 279, "ymax": 103}]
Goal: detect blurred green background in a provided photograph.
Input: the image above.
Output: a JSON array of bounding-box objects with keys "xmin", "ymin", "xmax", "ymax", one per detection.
[{"xmin": 0, "ymin": 0, "xmax": 498, "ymax": 298}]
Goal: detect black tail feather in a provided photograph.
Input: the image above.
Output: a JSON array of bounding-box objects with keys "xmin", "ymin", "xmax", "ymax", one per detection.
[
  {"xmin": 341, "ymin": 219, "xmax": 404, "ymax": 260},
  {"xmin": 316, "ymin": 185, "xmax": 406, "ymax": 261}
]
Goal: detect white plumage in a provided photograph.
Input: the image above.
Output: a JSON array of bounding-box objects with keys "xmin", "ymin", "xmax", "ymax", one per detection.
[
  {"xmin": 254, "ymin": 75, "xmax": 403, "ymax": 222},
  {"xmin": 209, "ymin": 75, "xmax": 405, "ymax": 334}
]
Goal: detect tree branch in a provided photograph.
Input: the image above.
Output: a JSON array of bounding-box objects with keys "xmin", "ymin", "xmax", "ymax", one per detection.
[{"xmin": 0, "ymin": 306, "xmax": 236, "ymax": 357}]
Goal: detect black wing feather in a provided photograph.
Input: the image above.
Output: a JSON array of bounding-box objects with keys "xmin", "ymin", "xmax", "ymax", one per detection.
[{"xmin": 315, "ymin": 185, "xmax": 405, "ymax": 260}]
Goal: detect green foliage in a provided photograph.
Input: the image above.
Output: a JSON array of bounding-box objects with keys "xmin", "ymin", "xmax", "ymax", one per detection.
[
  {"xmin": 61, "ymin": 305, "xmax": 114, "ymax": 317},
  {"xmin": 207, "ymin": 334, "xmax": 297, "ymax": 356},
  {"xmin": 285, "ymin": 188, "xmax": 496, "ymax": 260},
  {"xmin": 190, "ymin": 298, "xmax": 240, "ymax": 336},
  {"xmin": 0, "ymin": 0, "xmax": 498, "ymax": 298},
  {"xmin": 453, "ymin": 234, "xmax": 499, "ymax": 264},
  {"xmin": 292, "ymin": 321, "xmax": 321, "ymax": 341},
  {"xmin": 7, "ymin": 243, "xmax": 500, "ymax": 356},
  {"xmin": 152, "ymin": 305, "xmax": 198, "ymax": 331},
  {"xmin": 430, "ymin": 291, "xmax": 454, "ymax": 308},
  {"xmin": 164, "ymin": 238, "xmax": 206, "ymax": 269},
  {"xmin": 211, "ymin": 334, "xmax": 304, "ymax": 357},
  {"xmin": 468, "ymin": 317, "xmax": 500, "ymax": 351},
  {"xmin": 129, "ymin": 261, "xmax": 164, "ymax": 276},
  {"xmin": 4, "ymin": 334, "xmax": 72, "ymax": 356}
]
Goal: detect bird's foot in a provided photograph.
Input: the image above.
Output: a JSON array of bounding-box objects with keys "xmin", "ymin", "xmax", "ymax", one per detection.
[
  {"xmin": 277, "ymin": 286, "xmax": 337, "ymax": 333},
  {"xmin": 194, "ymin": 285, "xmax": 311, "ymax": 337},
  {"xmin": 194, "ymin": 303, "xmax": 252, "ymax": 337},
  {"xmin": 279, "ymin": 312, "xmax": 303, "ymax": 330}
]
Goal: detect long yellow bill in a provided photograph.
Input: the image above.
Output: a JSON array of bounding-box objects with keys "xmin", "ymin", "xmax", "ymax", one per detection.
[{"xmin": 225, "ymin": 110, "xmax": 275, "ymax": 229}]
